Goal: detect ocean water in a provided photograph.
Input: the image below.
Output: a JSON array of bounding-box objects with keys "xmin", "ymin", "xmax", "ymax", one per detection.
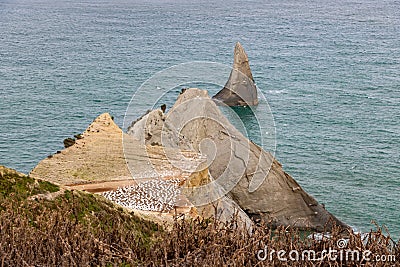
[{"xmin": 0, "ymin": 0, "xmax": 399, "ymax": 238}]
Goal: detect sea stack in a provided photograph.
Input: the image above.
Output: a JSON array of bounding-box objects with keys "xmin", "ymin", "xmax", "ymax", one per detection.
[{"xmin": 213, "ymin": 42, "xmax": 258, "ymax": 106}]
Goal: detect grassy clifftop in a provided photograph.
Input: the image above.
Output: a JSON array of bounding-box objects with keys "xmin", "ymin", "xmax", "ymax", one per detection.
[
  {"xmin": 0, "ymin": 166, "xmax": 160, "ymax": 266},
  {"xmin": 0, "ymin": 166, "xmax": 59, "ymax": 200}
]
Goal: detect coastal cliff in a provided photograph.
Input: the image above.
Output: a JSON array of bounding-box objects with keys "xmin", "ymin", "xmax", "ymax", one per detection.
[{"xmin": 128, "ymin": 88, "xmax": 348, "ymax": 231}]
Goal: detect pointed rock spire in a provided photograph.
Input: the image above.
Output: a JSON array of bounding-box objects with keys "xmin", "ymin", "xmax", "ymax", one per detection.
[
  {"xmin": 213, "ymin": 42, "xmax": 258, "ymax": 106},
  {"xmin": 233, "ymin": 42, "xmax": 254, "ymax": 82}
]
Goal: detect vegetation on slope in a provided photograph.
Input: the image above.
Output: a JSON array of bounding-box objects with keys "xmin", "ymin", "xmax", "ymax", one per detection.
[
  {"xmin": 0, "ymin": 167, "xmax": 398, "ymax": 266},
  {"xmin": 0, "ymin": 167, "xmax": 160, "ymax": 266}
]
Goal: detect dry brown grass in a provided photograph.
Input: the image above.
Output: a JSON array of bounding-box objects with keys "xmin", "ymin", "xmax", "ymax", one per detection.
[
  {"xmin": 145, "ymin": 214, "xmax": 399, "ymax": 267},
  {"xmin": 0, "ymin": 168, "xmax": 398, "ymax": 266}
]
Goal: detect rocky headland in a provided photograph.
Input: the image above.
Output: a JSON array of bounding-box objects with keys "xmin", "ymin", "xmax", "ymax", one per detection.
[
  {"xmin": 27, "ymin": 43, "xmax": 348, "ymax": 232},
  {"xmin": 3, "ymin": 43, "xmax": 400, "ymax": 266},
  {"xmin": 127, "ymin": 87, "xmax": 347, "ymax": 231},
  {"xmin": 28, "ymin": 92, "xmax": 347, "ymax": 232}
]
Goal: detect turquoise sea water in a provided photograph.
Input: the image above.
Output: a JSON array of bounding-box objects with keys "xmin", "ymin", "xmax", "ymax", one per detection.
[{"xmin": 0, "ymin": 0, "xmax": 399, "ymax": 238}]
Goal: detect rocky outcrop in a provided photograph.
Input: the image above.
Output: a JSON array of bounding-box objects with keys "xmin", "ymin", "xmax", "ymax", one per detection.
[
  {"xmin": 30, "ymin": 112, "xmax": 253, "ymax": 229},
  {"xmin": 128, "ymin": 88, "xmax": 348, "ymax": 231},
  {"xmin": 128, "ymin": 109, "xmax": 172, "ymax": 147},
  {"xmin": 30, "ymin": 113, "xmax": 132, "ymax": 185},
  {"xmin": 213, "ymin": 42, "xmax": 258, "ymax": 106},
  {"xmin": 30, "ymin": 112, "xmax": 210, "ymax": 188}
]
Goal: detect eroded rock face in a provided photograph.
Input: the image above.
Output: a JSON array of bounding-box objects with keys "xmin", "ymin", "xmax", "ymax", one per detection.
[
  {"xmin": 30, "ymin": 113, "xmax": 132, "ymax": 185},
  {"xmin": 30, "ymin": 112, "xmax": 253, "ymax": 229},
  {"xmin": 213, "ymin": 42, "xmax": 258, "ymax": 106},
  {"xmin": 127, "ymin": 109, "xmax": 183, "ymax": 148},
  {"xmin": 30, "ymin": 113, "xmax": 209, "ymax": 186},
  {"xmin": 128, "ymin": 88, "xmax": 348, "ymax": 231}
]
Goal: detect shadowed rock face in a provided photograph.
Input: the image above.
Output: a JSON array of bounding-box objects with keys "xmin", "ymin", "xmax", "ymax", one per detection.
[
  {"xmin": 213, "ymin": 42, "xmax": 258, "ymax": 106},
  {"xmin": 128, "ymin": 88, "xmax": 349, "ymax": 231}
]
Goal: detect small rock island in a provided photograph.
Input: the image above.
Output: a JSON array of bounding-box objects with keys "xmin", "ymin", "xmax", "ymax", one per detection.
[{"xmin": 213, "ymin": 42, "xmax": 259, "ymax": 106}]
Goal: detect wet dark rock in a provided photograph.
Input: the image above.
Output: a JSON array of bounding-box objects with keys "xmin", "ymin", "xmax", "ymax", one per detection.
[
  {"xmin": 74, "ymin": 134, "xmax": 83, "ymax": 140},
  {"xmin": 63, "ymin": 138, "xmax": 75, "ymax": 148},
  {"xmin": 161, "ymin": 104, "xmax": 166, "ymax": 113}
]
